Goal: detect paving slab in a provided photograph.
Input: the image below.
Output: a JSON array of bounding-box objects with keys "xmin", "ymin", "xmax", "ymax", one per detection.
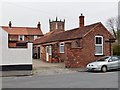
[{"xmin": 32, "ymin": 59, "xmax": 78, "ymax": 76}]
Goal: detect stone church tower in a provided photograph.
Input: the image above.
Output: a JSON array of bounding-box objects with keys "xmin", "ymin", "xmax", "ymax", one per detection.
[{"xmin": 49, "ymin": 17, "xmax": 65, "ymax": 32}]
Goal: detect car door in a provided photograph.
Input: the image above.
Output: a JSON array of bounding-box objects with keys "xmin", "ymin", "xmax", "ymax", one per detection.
[
  {"xmin": 118, "ymin": 57, "xmax": 120, "ymax": 69},
  {"xmin": 108, "ymin": 57, "xmax": 119, "ymax": 69}
]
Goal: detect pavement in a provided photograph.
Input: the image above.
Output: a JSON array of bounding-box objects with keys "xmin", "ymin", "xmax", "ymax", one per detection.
[
  {"xmin": 1, "ymin": 71, "xmax": 32, "ymax": 77},
  {"xmin": 1, "ymin": 59, "xmax": 86, "ymax": 77},
  {"xmin": 32, "ymin": 59, "xmax": 83, "ymax": 76}
]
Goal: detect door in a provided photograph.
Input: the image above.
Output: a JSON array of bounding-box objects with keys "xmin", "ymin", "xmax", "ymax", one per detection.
[
  {"xmin": 46, "ymin": 46, "xmax": 49, "ymax": 62},
  {"xmin": 108, "ymin": 57, "xmax": 119, "ymax": 69},
  {"xmin": 38, "ymin": 47, "xmax": 40, "ymax": 59}
]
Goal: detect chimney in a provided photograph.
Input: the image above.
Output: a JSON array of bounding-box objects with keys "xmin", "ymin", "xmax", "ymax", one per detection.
[
  {"xmin": 37, "ymin": 22, "xmax": 41, "ymax": 29},
  {"xmin": 79, "ymin": 13, "xmax": 84, "ymax": 28},
  {"xmin": 9, "ymin": 21, "xmax": 12, "ymax": 28}
]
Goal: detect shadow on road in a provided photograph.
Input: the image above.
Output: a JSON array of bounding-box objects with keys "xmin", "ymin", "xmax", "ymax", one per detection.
[{"xmin": 85, "ymin": 69, "xmax": 120, "ymax": 73}]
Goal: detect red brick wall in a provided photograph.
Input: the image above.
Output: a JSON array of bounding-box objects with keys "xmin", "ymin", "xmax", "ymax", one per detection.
[
  {"xmin": 42, "ymin": 46, "xmax": 46, "ymax": 62},
  {"xmin": 40, "ymin": 24, "xmax": 112, "ymax": 67},
  {"xmin": 26, "ymin": 35, "xmax": 34, "ymax": 41},
  {"xmin": 8, "ymin": 42, "xmax": 16, "ymax": 47},
  {"xmin": 8, "ymin": 35, "xmax": 36, "ymax": 42},
  {"xmin": 41, "ymin": 43, "xmax": 66, "ymax": 63},
  {"xmin": 9, "ymin": 35, "xmax": 18, "ymax": 41},
  {"xmin": 8, "ymin": 35, "xmax": 38, "ymax": 48},
  {"xmin": 65, "ymin": 24, "xmax": 112, "ymax": 68}
]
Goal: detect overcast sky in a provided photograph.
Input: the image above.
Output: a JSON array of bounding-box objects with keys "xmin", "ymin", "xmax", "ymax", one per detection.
[{"xmin": 1, "ymin": 0, "xmax": 118, "ymax": 34}]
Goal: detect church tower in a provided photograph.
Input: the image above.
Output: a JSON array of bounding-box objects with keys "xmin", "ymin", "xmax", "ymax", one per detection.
[{"xmin": 49, "ymin": 17, "xmax": 65, "ymax": 32}]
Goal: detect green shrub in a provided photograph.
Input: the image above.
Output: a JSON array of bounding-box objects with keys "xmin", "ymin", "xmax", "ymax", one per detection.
[{"xmin": 113, "ymin": 44, "xmax": 120, "ymax": 55}]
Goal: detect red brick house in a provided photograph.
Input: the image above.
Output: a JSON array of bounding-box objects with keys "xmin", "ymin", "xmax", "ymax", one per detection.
[
  {"xmin": 2, "ymin": 21, "xmax": 43, "ymax": 58},
  {"xmin": 34, "ymin": 14, "xmax": 113, "ymax": 68}
]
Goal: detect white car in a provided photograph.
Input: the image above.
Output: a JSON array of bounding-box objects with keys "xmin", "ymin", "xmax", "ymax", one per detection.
[{"xmin": 86, "ymin": 56, "xmax": 120, "ymax": 72}]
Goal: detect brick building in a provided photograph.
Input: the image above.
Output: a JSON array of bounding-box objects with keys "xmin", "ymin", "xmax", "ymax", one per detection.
[
  {"xmin": 34, "ymin": 14, "xmax": 113, "ymax": 68},
  {"xmin": 2, "ymin": 21, "xmax": 43, "ymax": 58}
]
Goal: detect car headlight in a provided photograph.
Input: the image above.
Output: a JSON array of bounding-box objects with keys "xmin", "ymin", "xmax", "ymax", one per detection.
[{"xmin": 91, "ymin": 64, "xmax": 98, "ymax": 67}]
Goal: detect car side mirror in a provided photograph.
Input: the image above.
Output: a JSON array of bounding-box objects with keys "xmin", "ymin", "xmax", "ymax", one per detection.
[{"xmin": 108, "ymin": 59, "xmax": 112, "ymax": 62}]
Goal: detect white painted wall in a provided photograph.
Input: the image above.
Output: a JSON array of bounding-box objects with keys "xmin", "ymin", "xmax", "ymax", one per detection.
[
  {"xmin": 0, "ymin": 28, "xmax": 2, "ymax": 66},
  {"xmin": 0, "ymin": 27, "xmax": 32, "ymax": 66}
]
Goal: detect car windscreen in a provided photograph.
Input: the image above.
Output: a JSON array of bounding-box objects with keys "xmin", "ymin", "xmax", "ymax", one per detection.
[
  {"xmin": 118, "ymin": 56, "xmax": 120, "ymax": 59},
  {"xmin": 96, "ymin": 57, "xmax": 109, "ymax": 62}
]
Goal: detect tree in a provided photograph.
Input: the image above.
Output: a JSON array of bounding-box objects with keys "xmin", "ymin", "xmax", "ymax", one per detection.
[{"xmin": 106, "ymin": 16, "xmax": 120, "ymax": 55}]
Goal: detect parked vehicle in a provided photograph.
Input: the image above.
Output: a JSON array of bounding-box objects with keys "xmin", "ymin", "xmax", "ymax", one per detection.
[{"xmin": 86, "ymin": 56, "xmax": 120, "ymax": 72}]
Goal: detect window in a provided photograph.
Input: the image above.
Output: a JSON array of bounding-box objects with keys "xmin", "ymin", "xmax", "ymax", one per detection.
[
  {"xmin": 34, "ymin": 36, "xmax": 38, "ymax": 40},
  {"xmin": 95, "ymin": 36, "xmax": 103, "ymax": 55},
  {"xmin": 49, "ymin": 45, "xmax": 52, "ymax": 55},
  {"xmin": 18, "ymin": 35, "xmax": 24, "ymax": 41},
  {"xmin": 111, "ymin": 57, "xmax": 119, "ymax": 61},
  {"xmin": 16, "ymin": 43, "xmax": 27, "ymax": 47},
  {"xmin": 72, "ymin": 40, "xmax": 80, "ymax": 48},
  {"xmin": 75, "ymin": 39, "xmax": 80, "ymax": 47},
  {"xmin": 46, "ymin": 46, "xmax": 49, "ymax": 53},
  {"xmin": 60, "ymin": 42, "xmax": 64, "ymax": 53}
]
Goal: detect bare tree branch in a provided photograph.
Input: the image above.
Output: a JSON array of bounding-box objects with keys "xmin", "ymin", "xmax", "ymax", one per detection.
[
  {"xmin": 106, "ymin": 17, "xmax": 117, "ymax": 39},
  {"xmin": 106, "ymin": 16, "xmax": 120, "ymax": 55}
]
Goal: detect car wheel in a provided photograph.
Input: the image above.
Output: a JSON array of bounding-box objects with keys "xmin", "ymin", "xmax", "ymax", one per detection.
[{"xmin": 101, "ymin": 66, "xmax": 107, "ymax": 72}]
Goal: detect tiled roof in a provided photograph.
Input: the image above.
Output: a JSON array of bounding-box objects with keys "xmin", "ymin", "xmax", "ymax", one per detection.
[
  {"xmin": 2, "ymin": 26, "xmax": 43, "ymax": 35},
  {"xmin": 34, "ymin": 30, "xmax": 63, "ymax": 44},
  {"xmin": 34, "ymin": 22, "xmax": 101, "ymax": 45}
]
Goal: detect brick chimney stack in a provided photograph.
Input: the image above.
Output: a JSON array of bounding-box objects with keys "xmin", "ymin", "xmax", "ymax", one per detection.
[
  {"xmin": 9, "ymin": 21, "xmax": 12, "ymax": 28},
  {"xmin": 37, "ymin": 21, "xmax": 41, "ymax": 29},
  {"xmin": 79, "ymin": 13, "xmax": 84, "ymax": 28}
]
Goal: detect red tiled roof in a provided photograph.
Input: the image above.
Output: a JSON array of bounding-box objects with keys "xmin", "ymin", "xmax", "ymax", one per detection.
[
  {"xmin": 34, "ymin": 22, "xmax": 101, "ymax": 45},
  {"xmin": 34, "ymin": 30, "xmax": 63, "ymax": 44},
  {"xmin": 2, "ymin": 26, "xmax": 43, "ymax": 35}
]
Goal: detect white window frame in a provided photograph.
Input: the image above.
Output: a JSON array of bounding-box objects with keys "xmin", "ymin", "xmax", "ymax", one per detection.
[
  {"xmin": 60, "ymin": 42, "xmax": 65, "ymax": 53},
  {"xmin": 95, "ymin": 36, "xmax": 103, "ymax": 55},
  {"xmin": 18, "ymin": 35, "xmax": 24, "ymax": 41},
  {"xmin": 49, "ymin": 45, "xmax": 52, "ymax": 55},
  {"xmin": 34, "ymin": 35, "xmax": 38, "ymax": 40}
]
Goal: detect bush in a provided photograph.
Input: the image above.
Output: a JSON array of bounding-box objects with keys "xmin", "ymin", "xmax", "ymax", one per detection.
[{"xmin": 113, "ymin": 44, "xmax": 120, "ymax": 55}]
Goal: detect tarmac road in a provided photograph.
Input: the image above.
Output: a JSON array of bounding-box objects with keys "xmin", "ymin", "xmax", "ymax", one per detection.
[{"xmin": 2, "ymin": 71, "xmax": 119, "ymax": 88}]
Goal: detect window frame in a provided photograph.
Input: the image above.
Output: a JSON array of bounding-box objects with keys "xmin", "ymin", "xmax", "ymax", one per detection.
[
  {"xmin": 34, "ymin": 35, "xmax": 38, "ymax": 40},
  {"xmin": 95, "ymin": 36, "xmax": 103, "ymax": 55},
  {"xmin": 18, "ymin": 35, "xmax": 24, "ymax": 41},
  {"xmin": 60, "ymin": 42, "xmax": 65, "ymax": 53},
  {"xmin": 49, "ymin": 45, "xmax": 52, "ymax": 55}
]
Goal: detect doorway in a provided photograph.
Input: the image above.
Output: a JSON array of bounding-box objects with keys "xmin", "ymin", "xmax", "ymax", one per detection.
[
  {"xmin": 46, "ymin": 46, "xmax": 49, "ymax": 62},
  {"xmin": 38, "ymin": 47, "xmax": 40, "ymax": 59}
]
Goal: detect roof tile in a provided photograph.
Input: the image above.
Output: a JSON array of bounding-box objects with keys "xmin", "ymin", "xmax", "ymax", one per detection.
[
  {"xmin": 34, "ymin": 22, "xmax": 101, "ymax": 44},
  {"xmin": 2, "ymin": 26, "xmax": 43, "ymax": 35}
]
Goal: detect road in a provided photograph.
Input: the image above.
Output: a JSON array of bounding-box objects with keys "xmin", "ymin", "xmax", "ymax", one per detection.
[{"xmin": 2, "ymin": 71, "xmax": 119, "ymax": 88}]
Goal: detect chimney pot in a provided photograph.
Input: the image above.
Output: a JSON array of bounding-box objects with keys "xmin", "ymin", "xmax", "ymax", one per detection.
[
  {"xmin": 56, "ymin": 16, "xmax": 58, "ymax": 21},
  {"xmin": 37, "ymin": 21, "xmax": 41, "ymax": 29},
  {"xmin": 49, "ymin": 18, "xmax": 51, "ymax": 23},
  {"xmin": 79, "ymin": 13, "xmax": 84, "ymax": 28},
  {"xmin": 9, "ymin": 21, "xmax": 12, "ymax": 28},
  {"xmin": 64, "ymin": 19, "xmax": 65, "ymax": 22}
]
